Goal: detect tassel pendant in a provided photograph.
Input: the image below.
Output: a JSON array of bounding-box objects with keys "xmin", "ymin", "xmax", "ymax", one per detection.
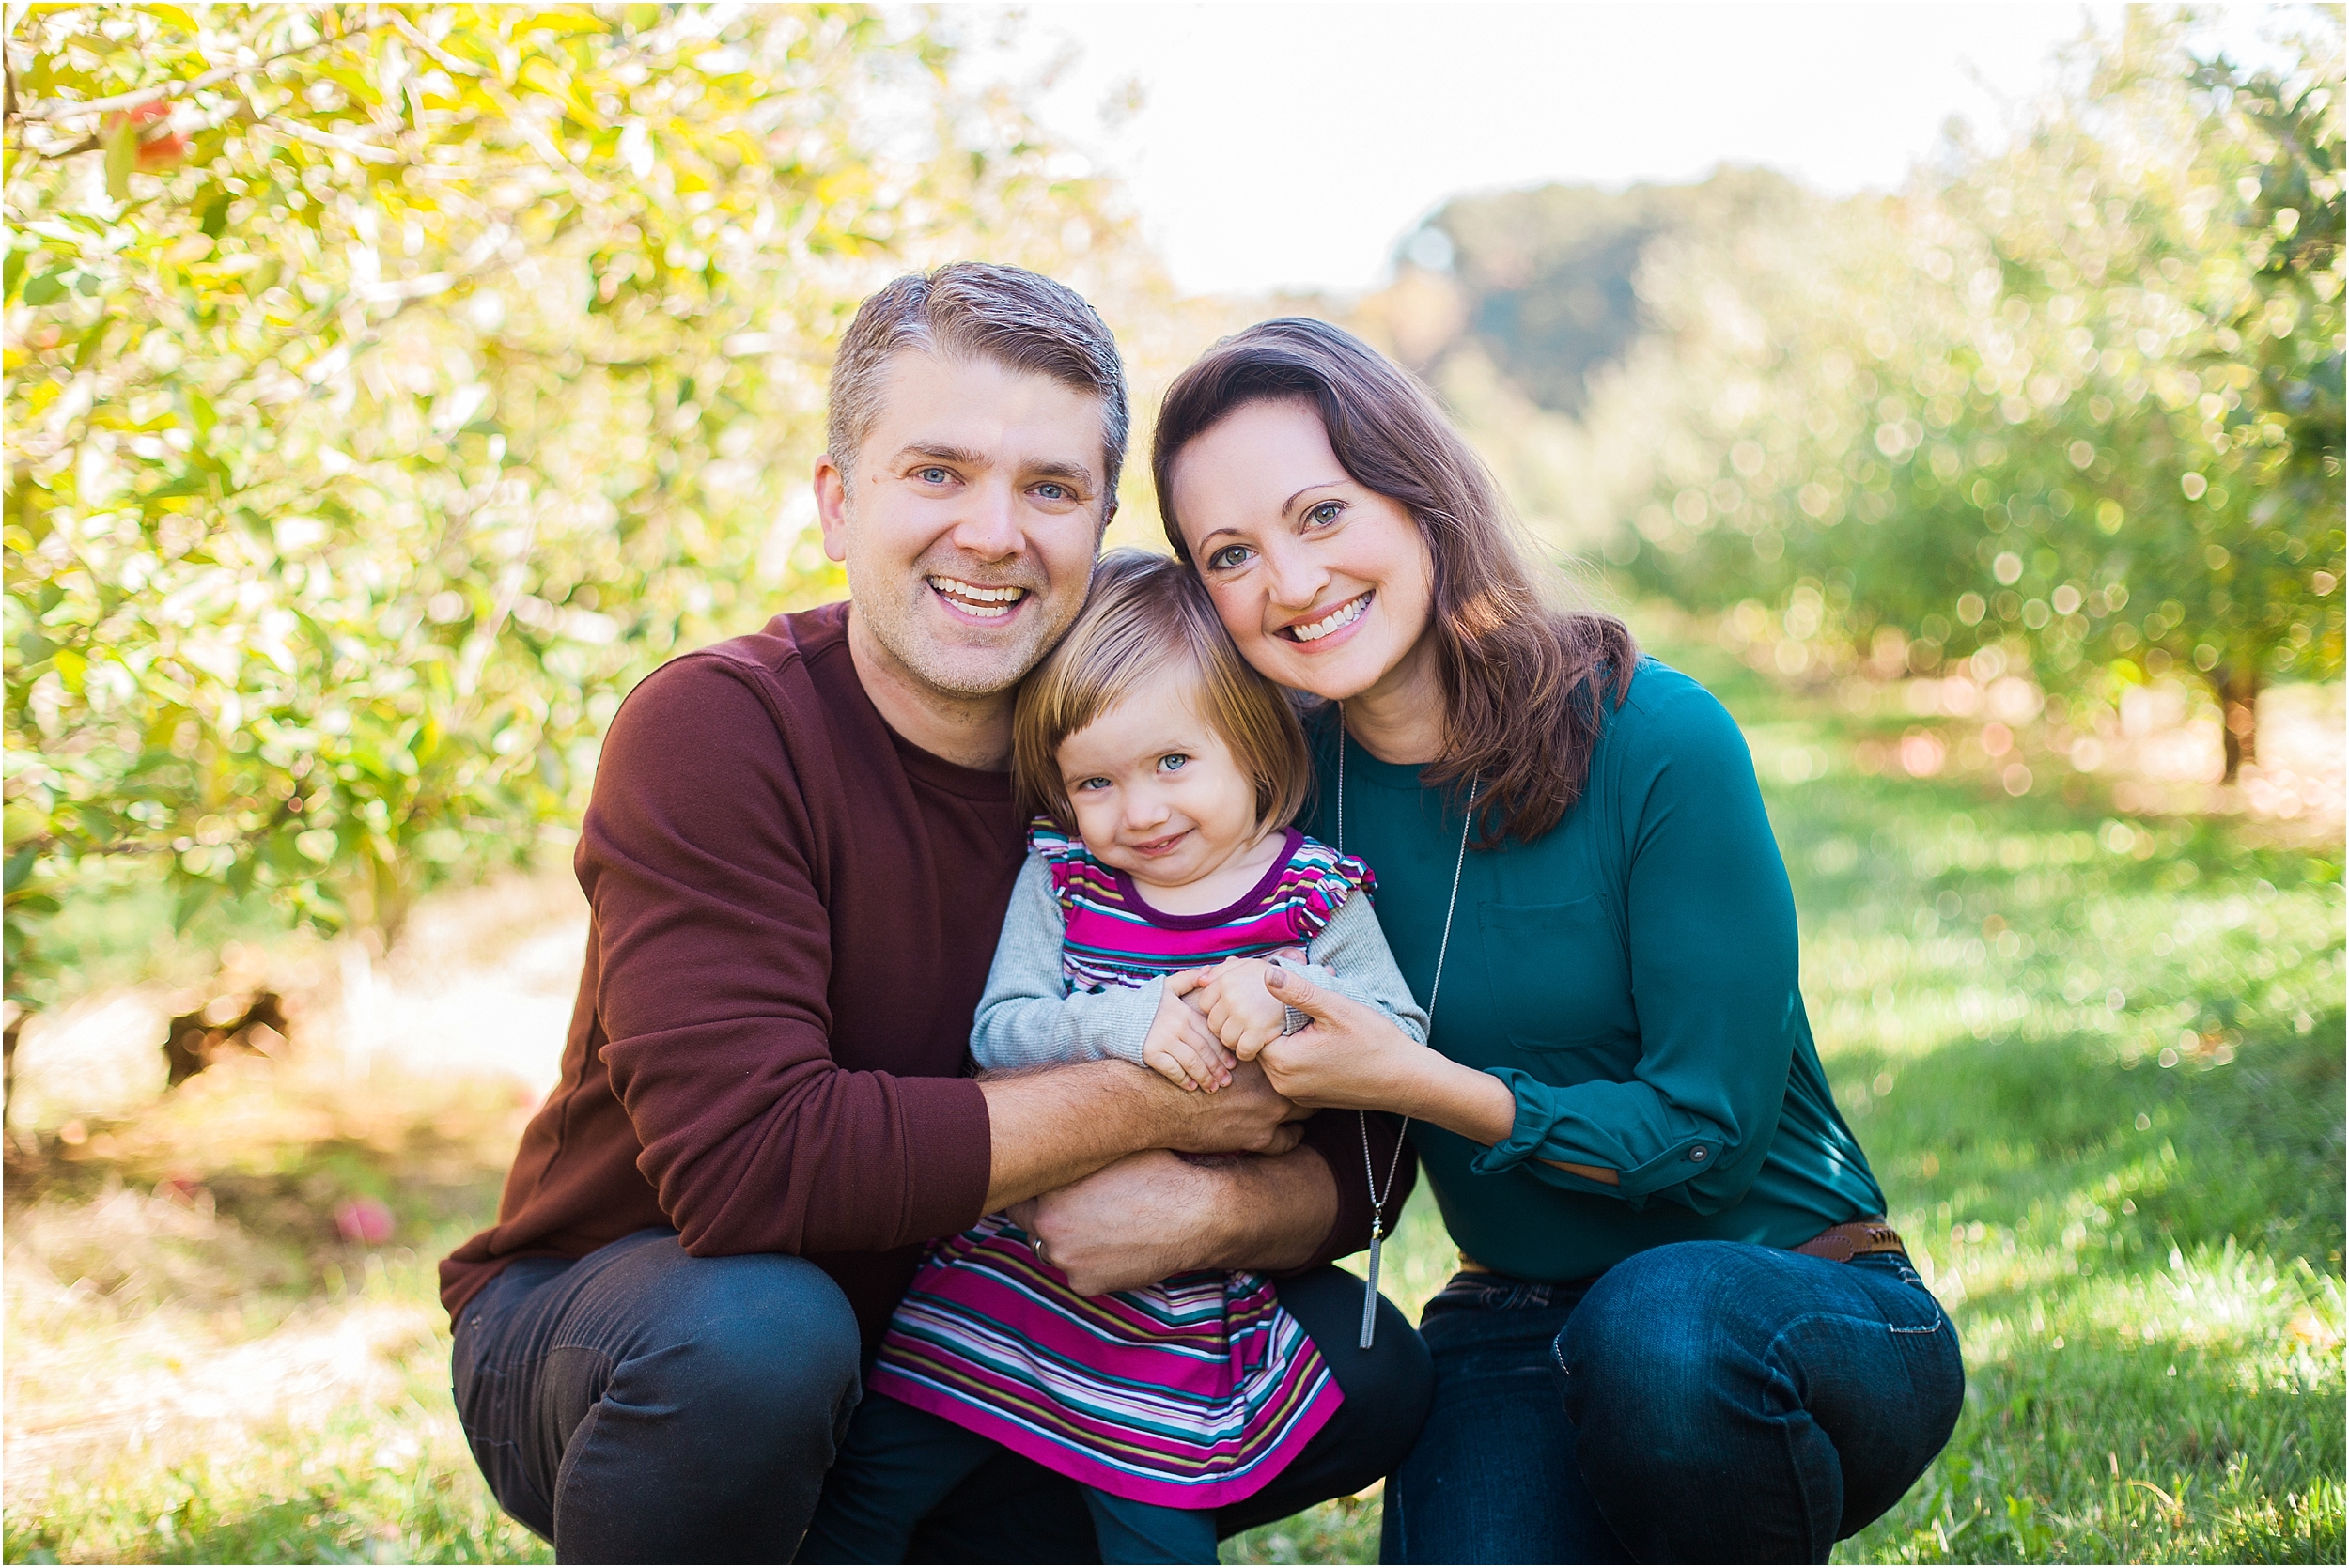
[{"xmin": 1358, "ymin": 1228, "xmax": 1384, "ymax": 1349}]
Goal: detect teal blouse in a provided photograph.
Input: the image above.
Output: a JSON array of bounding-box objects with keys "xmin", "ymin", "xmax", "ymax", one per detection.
[{"xmin": 1300, "ymin": 659, "xmax": 1886, "ymax": 1282}]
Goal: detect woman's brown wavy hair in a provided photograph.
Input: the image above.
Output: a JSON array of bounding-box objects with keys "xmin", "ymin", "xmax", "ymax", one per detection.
[{"xmin": 1151, "ymin": 318, "xmax": 1637, "ymax": 848}]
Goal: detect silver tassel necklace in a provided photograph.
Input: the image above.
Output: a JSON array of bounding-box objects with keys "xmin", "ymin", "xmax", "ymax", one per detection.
[{"xmin": 1336, "ymin": 706, "xmax": 1476, "ymax": 1350}]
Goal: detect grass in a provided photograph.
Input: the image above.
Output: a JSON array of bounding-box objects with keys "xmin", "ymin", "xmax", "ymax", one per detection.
[
  {"xmin": 5, "ymin": 629, "xmax": 2341, "ymax": 1565},
  {"xmin": 3, "ymin": 1062, "xmax": 553, "ymax": 1565}
]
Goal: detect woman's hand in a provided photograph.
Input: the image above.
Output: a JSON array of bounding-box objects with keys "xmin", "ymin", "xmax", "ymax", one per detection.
[
  {"xmin": 1259, "ymin": 966, "xmax": 1519, "ymax": 1146},
  {"xmin": 1263, "ymin": 970, "xmax": 1620, "ymax": 1182}
]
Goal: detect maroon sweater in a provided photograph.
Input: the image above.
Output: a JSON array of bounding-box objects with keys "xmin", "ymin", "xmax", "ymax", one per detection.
[{"xmin": 442, "ymin": 603, "xmax": 1401, "ymax": 1350}]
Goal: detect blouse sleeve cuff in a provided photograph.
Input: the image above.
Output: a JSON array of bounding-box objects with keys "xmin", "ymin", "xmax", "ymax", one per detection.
[{"xmin": 1468, "ymin": 1066, "xmax": 1561, "ymax": 1174}]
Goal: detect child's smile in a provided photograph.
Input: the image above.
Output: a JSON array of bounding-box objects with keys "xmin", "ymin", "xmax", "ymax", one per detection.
[{"xmin": 1055, "ymin": 666, "xmax": 1285, "ymax": 914}]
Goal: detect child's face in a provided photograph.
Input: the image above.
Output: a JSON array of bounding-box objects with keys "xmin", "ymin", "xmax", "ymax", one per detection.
[{"xmin": 1058, "ymin": 667, "xmax": 1265, "ymax": 891}]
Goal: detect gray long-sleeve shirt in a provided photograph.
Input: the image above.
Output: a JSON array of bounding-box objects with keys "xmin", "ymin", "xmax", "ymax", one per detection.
[{"xmin": 971, "ymin": 850, "xmax": 1431, "ymax": 1071}]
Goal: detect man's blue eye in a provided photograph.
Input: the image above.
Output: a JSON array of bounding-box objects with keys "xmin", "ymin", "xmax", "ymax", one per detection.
[
  {"xmin": 1037, "ymin": 483, "xmax": 1068, "ymax": 500},
  {"xmin": 917, "ymin": 467, "xmax": 950, "ymax": 484}
]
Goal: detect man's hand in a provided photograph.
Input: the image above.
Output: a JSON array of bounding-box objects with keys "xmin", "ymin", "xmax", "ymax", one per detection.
[
  {"xmin": 1153, "ymin": 1056, "xmax": 1305, "ymax": 1156},
  {"xmin": 1195, "ymin": 958, "xmax": 1288, "ymax": 1061},
  {"xmin": 978, "ymin": 1051, "xmax": 1304, "ymax": 1213},
  {"xmin": 1142, "ymin": 971, "xmax": 1235, "ymax": 1091},
  {"xmin": 1008, "ymin": 1144, "xmax": 1336, "ymax": 1296}
]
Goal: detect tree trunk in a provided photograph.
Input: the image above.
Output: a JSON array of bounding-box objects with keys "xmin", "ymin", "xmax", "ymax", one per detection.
[
  {"xmin": 2, "ymin": 1003, "xmax": 20, "ymax": 1130},
  {"xmin": 163, "ymin": 990, "xmax": 290, "ymax": 1087},
  {"xmin": 2215, "ymin": 665, "xmax": 2260, "ymax": 783}
]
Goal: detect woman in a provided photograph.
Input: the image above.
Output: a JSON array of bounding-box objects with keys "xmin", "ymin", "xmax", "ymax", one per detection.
[{"xmin": 1150, "ymin": 318, "xmax": 1963, "ymax": 1564}]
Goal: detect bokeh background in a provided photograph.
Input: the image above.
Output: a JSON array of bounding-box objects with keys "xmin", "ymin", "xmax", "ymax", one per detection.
[{"xmin": 4, "ymin": 5, "xmax": 2341, "ymax": 1562}]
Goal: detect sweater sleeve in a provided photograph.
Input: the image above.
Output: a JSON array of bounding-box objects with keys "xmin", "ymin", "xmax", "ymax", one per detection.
[
  {"xmin": 1284, "ymin": 889, "xmax": 1430, "ymax": 1044},
  {"xmin": 1469, "ymin": 680, "xmax": 1797, "ymax": 1214},
  {"xmin": 583, "ymin": 655, "xmax": 991, "ymax": 1257},
  {"xmin": 1292, "ymin": 1108, "xmax": 1416, "ymax": 1267},
  {"xmin": 970, "ymin": 852, "xmax": 1163, "ymax": 1070}
]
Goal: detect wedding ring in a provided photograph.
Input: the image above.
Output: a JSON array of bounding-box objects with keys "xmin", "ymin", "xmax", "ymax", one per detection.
[{"xmin": 1034, "ymin": 1236, "xmax": 1053, "ymax": 1269}]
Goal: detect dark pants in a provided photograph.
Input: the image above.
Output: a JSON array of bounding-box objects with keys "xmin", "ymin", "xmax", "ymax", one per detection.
[
  {"xmin": 1384, "ymin": 1242, "xmax": 1965, "ymax": 1564},
  {"xmin": 451, "ymin": 1229, "xmax": 1432, "ymax": 1563},
  {"xmin": 799, "ymin": 1393, "xmax": 1222, "ymax": 1564}
]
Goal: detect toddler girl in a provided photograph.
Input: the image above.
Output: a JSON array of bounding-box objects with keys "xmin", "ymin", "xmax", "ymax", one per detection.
[{"xmin": 802, "ymin": 550, "xmax": 1426, "ymax": 1564}]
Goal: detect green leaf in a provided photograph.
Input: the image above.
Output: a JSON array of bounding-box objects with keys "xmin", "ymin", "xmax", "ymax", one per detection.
[
  {"xmin": 171, "ymin": 878, "xmax": 216, "ymax": 934},
  {"xmin": 102, "ymin": 119, "xmax": 136, "ymax": 202}
]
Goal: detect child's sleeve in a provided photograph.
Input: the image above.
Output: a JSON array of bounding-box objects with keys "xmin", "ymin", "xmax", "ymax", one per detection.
[
  {"xmin": 970, "ymin": 851, "xmax": 1161, "ymax": 1070},
  {"xmin": 1286, "ymin": 889, "xmax": 1431, "ymax": 1045}
]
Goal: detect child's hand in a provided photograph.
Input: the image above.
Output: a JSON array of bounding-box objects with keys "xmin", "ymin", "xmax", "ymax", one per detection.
[
  {"xmin": 1143, "ymin": 973, "xmax": 1235, "ymax": 1093},
  {"xmin": 1198, "ymin": 958, "xmax": 1288, "ymax": 1062}
]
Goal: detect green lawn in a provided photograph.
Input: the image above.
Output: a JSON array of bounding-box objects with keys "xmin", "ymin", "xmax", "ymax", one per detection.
[{"xmin": 6, "ymin": 638, "xmax": 2341, "ymax": 1565}]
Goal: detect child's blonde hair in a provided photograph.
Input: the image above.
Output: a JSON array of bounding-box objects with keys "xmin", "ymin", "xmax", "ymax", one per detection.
[{"xmin": 1014, "ymin": 549, "xmax": 1311, "ymax": 835}]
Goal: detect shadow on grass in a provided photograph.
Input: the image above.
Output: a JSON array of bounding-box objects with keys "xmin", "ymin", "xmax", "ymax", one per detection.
[
  {"xmin": 1833, "ymin": 1010, "xmax": 2345, "ymax": 1563},
  {"xmin": 1862, "ymin": 1009, "xmax": 2345, "ymax": 1277},
  {"xmin": 4, "ymin": 1059, "xmax": 530, "ymax": 1311}
]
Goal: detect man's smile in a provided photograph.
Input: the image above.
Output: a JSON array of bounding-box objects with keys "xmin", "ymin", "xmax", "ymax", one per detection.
[{"xmin": 926, "ymin": 575, "xmax": 1030, "ymax": 620}]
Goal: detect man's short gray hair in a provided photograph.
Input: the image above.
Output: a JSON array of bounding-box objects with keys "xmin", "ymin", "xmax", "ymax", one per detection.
[{"xmin": 826, "ymin": 262, "xmax": 1130, "ymax": 505}]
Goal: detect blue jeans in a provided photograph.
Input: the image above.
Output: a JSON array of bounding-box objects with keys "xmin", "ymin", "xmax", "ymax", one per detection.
[{"xmin": 1383, "ymin": 1242, "xmax": 1964, "ymax": 1564}]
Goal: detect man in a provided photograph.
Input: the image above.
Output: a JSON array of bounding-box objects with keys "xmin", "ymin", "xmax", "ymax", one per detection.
[{"xmin": 443, "ymin": 263, "xmax": 1430, "ymax": 1562}]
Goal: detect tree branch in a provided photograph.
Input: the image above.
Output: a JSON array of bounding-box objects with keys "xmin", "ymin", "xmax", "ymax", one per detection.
[{"xmin": 8, "ymin": 17, "xmax": 389, "ymax": 124}]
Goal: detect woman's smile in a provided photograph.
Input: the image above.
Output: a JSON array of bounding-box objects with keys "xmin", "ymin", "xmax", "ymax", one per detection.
[{"xmin": 1281, "ymin": 590, "xmax": 1373, "ymax": 644}]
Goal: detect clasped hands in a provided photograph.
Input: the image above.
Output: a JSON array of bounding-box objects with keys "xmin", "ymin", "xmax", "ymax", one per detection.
[
  {"xmin": 1143, "ymin": 951, "xmax": 1428, "ymax": 1116},
  {"xmin": 1139, "ymin": 952, "xmax": 1301, "ymax": 1092}
]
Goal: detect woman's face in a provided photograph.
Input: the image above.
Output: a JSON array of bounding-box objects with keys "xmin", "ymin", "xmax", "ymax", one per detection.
[{"xmin": 1167, "ymin": 398, "xmax": 1436, "ymax": 706}]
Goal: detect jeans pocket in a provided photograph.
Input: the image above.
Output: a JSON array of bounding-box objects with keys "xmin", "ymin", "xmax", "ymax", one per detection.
[{"xmin": 1855, "ymin": 1254, "xmax": 1948, "ymax": 1335}]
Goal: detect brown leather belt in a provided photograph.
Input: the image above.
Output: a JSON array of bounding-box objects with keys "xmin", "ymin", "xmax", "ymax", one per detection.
[
  {"xmin": 1792, "ymin": 1217, "xmax": 1908, "ymax": 1264},
  {"xmin": 1459, "ymin": 1217, "xmax": 1907, "ymax": 1276}
]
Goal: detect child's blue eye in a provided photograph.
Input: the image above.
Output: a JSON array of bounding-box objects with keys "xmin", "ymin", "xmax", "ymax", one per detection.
[
  {"xmin": 1159, "ymin": 754, "xmax": 1189, "ymax": 772},
  {"xmin": 1073, "ymin": 776, "xmax": 1111, "ymax": 792}
]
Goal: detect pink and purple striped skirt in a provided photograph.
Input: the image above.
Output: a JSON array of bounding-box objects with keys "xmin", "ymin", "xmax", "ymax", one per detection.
[{"xmin": 867, "ymin": 1213, "xmax": 1341, "ymax": 1507}]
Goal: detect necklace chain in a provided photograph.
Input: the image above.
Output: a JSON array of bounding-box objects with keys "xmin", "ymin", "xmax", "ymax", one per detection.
[{"xmin": 1337, "ymin": 707, "xmax": 1475, "ymax": 1295}]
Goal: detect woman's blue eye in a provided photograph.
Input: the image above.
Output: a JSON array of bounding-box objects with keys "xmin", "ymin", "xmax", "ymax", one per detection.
[
  {"xmin": 1207, "ymin": 545, "xmax": 1251, "ymax": 570},
  {"xmin": 1306, "ymin": 501, "xmax": 1343, "ymax": 527}
]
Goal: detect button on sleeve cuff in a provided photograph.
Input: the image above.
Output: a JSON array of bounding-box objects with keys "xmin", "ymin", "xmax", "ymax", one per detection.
[{"xmin": 1467, "ymin": 1068, "xmax": 1744, "ymax": 1211}]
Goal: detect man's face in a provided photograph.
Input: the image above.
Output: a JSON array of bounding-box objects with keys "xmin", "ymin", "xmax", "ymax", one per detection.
[{"xmin": 817, "ymin": 352, "xmax": 1111, "ymax": 701}]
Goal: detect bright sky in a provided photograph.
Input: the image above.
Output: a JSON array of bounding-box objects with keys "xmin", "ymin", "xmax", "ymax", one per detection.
[{"xmin": 944, "ymin": 3, "xmax": 2295, "ymax": 299}]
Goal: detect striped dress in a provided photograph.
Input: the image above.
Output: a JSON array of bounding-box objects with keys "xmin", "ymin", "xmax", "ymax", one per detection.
[{"xmin": 867, "ymin": 823, "xmax": 1374, "ymax": 1508}]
